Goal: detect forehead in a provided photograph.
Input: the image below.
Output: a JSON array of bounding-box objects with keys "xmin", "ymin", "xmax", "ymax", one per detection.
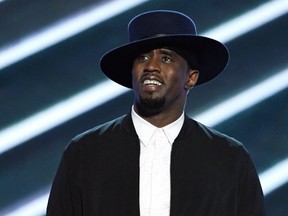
[{"xmin": 139, "ymin": 47, "xmax": 186, "ymax": 59}]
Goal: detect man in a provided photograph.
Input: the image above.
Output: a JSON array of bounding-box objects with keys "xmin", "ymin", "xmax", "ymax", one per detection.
[{"xmin": 47, "ymin": 10, "xmax": 265, "ymax": 216}]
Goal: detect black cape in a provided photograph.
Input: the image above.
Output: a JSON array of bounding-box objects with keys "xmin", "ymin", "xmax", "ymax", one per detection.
[{"xmin": 47, "ymin": 114, "xmax": 265, "ymax": 216}]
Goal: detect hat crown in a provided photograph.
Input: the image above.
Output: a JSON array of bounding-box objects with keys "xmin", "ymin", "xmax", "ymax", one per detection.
[{"xmin": 128, "ymin": 10, "xmax": 197, "ymax": 42}]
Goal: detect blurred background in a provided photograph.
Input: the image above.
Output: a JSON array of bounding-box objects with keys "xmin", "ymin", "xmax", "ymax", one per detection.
[{"xmin": 0, "ymin": 0, "xmax": 287, "ymax": 215}]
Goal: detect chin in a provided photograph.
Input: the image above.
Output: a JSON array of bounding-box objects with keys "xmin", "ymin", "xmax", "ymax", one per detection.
[{"xmin": 136, "ymin": 96, "xmax": 165, "ymax": 116}]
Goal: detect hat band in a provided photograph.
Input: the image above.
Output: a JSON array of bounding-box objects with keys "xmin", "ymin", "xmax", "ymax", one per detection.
[{"xmin": 131, "ymin": 33, "xmax": 173, "ymax": 42}]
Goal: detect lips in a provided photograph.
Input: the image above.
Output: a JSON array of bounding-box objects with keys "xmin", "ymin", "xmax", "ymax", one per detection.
[
  {"xmin": 143, "ymin": 79, "xmax": 162, "ymax": 86},
  {"xmin": 140, "ymin": 75, "xmax": 164, "ymax": 87}
]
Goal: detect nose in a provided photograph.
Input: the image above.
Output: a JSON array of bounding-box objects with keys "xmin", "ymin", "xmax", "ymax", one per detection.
[{"xmin": 144, "ymin": 55, "xmax": 160, "ymax": 73}]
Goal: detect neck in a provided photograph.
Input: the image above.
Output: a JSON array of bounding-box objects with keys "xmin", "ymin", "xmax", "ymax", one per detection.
[{"xmin": 133, "ymin": 103, "xmax": 184, "ymax": 128}]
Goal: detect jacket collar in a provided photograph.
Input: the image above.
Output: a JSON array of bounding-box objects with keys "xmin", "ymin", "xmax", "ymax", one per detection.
[{"xmin": 122, "ymin": 111, "xmax": 199, "ymax": 143}]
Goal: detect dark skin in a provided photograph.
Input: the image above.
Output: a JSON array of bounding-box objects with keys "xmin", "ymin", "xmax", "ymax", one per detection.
[{"xmin": 132, "ymin": 48, "xmax": 199, "ymax": 127}]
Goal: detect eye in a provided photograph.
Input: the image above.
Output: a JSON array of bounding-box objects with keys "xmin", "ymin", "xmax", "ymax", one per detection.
[
  {"xmin": 162, "ymin": 55, "xmax": 173, "ymax": 63},
  {"xmin": 136, "ymin": 54, "xmax": 149, "ymax": 62}
]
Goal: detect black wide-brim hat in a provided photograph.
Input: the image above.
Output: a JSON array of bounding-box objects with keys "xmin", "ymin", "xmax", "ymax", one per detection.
[{"xmin": 100, "ymin": 10, "xmax": 229, "ymax": 88}]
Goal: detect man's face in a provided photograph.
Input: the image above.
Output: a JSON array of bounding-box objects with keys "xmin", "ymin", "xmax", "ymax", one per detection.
[{"xmin": 132, "ymin": 48, "xmax": 198, "ymax": 114}]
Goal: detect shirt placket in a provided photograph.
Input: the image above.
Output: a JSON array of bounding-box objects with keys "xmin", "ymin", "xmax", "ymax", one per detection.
[{"xmin": 150, "ymin": 129, "xmax": 171, "ymax": 216}]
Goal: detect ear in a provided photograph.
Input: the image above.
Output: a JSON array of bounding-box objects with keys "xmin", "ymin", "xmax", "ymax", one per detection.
[{"xmin": 185, "ymin": 69, "xmax": 199, "ymax": 90}]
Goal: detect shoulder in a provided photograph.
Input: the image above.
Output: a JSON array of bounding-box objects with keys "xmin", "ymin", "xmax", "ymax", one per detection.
[
  {"xmin": 65, "ymin": 114, "xmax": 135, "ymax": 153},
  {"xmin": 182, "ymin": 116, "xmax": 248, "ymax": 154},
  {"xmin": 56, "ymin": 114, "xmax": 140, "ymax": 176},
  {"xmin": 179, "ymin": 117, "xmax": 256, "ymax": 174},
  {"xmin": 73, "ymin": 115, "xmax": 126, "ymax": 141},
  {"xmin": 198, "ymin": 120, "xmax": 242, "ymax": 146}
]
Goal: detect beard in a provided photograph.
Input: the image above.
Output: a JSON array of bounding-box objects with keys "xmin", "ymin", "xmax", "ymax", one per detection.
[{"xmin": 135, "ymin": 95, "xmax": 165, "ymax": 117}]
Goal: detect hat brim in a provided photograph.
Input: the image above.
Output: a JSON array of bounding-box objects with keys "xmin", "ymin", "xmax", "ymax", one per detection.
[{"xmin": 100, "ymin": 35, "xmax": 229, "ymax": 88}]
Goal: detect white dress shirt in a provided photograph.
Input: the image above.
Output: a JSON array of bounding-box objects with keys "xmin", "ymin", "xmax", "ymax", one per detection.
[{"xmin": 131, "ymin": 106, "xmax": 184, "ymax": 216}]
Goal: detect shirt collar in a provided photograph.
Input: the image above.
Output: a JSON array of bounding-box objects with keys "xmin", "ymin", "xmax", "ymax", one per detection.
[{"xmin": 131, "ymin": 106, "xmax": 184, "ymax": 146}]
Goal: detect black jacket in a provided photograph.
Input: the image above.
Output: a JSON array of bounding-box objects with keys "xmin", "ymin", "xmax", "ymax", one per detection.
[{"xmin": 47, "ymin": 114, "xmax": 265, "ymax": 216}]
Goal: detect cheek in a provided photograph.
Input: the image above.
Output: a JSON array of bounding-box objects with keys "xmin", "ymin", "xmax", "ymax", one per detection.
[
  {"xmin": 168, "ymin": 70, "xmax": 187, "ymax": 88},
  {"xmin": 131, "ymin": 67, "xmax": 142, "ymax": 89},
  {"xmin": 131, "ymin": 66, "xmax": 138, "ymax": 81},
  {"xmin": 131, "ymin": 70, "xmax": 137, "ymax": 88},
  {"xmin": 132, "ymin": 63, "xmax": 142, "ymax": 78}
]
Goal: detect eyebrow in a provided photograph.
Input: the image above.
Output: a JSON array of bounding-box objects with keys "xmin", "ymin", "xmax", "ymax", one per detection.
[
  {"xmin": 159, "ymin": 48, "xmax": 175, "ymax": 54},
  {"xmin": 158, "ymin": 48, "xmax": 180, "ymax": 58}
]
